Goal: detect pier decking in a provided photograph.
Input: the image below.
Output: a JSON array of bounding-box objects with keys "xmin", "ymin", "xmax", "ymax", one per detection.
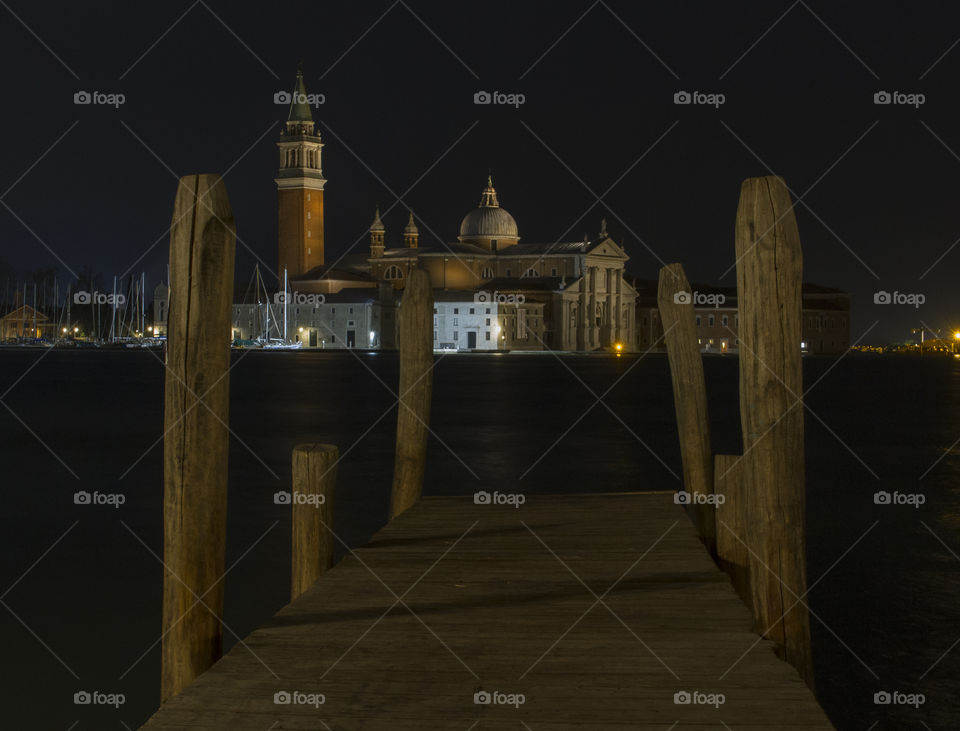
[{"xmin": 141, "ymin": 493, "xmax": 834, "ymax": 729}]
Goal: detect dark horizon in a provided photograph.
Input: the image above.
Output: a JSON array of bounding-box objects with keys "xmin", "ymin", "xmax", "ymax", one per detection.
[{"xmin": 2, "ymin": 0, "xmax": 959, "ymax": 343}]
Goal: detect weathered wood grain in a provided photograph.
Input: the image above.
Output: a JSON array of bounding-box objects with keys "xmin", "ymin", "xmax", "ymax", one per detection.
[
  {"xmin": 734, "ymin": 175, "xmax": 812, "ymax": 687},
  {"xmin": 291, "ymin": 443, "xmax": 339, "ymax": 600},
  {"xmin": 142, "ymin": 494, "xmax": 833, "ymax": 729},
  {"xmin": 161, "ymin": 174, "xmax": 236, "ymax": 701},
  {"xmin": 657, "ymin": 263, "xmax": 716, "ymax": 553},
  {"xmin": 389, "ymin": 268, "xmax": 434, "ymax": 519}
]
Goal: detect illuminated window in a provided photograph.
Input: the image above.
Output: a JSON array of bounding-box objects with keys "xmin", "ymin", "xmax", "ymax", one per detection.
[
  {"xmin": 384, "ymin": 266, "xmax": 404, "ymax": 280},
  {"xmin": 481, "ymin": 267, "xmax": 494, "ymax": 279}
]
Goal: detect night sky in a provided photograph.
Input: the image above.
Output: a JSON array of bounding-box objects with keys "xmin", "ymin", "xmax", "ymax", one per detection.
[{"xmin": 1, "ymin": 0, "xmax": 958, "ymax": 342}]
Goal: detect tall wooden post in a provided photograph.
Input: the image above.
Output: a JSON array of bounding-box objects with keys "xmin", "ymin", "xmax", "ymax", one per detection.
[
  {"xmin": 735, "ymin": 175, "xmax": 812, "ymax": 686},
  {"xmin": 161, "ymin": 175, "xmax": 236, "ymax": 702},
  {"xmin": 657, "ymin": 263, "xmax": 716, "ymax": 554},
  {"xmin": 389, "ymin": 268, "xmax": 434, "ymax": 519},
  {"xmin": 291, "ymin": 443, "xmax": 339, "ymax": 600}
]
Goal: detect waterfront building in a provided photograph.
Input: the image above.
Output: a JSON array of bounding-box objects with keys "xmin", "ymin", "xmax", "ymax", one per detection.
[{"xmin": 630, "ymin": 279, "xmax": 851, "ymax": 355}]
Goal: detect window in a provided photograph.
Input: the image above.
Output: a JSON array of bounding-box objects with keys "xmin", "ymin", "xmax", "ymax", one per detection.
[
  {"xmin": 551, "ymin": 268, "xmax": 558, "ymax": 276},
  {"xmin": 349, "ymin": 308, "xmax": 353, "ymax": 314},
  {"xmin": 491, "ymin": 239, "xmax": 498, "ymax": 250},
  {"xmin": 485, "ymin": 307, "xmax": 491, "ymax": 314},
  {"xmin": 721, "ymin": 315, "xmax": 728, "ymax": 327},
  {"xmin": 434, "ymin": 331, "xmax": 437, "ymax": 341},
  {"xmin": 522, "ymin": 268, "xmax": 539, "ymax": 278},
  {"xmin": 506, "ymin": 268, "xmax": 511, "ymax": 276},
  {"xmin": 453, "ymin": 318, "xmax": 458, "ymax": 326},
  {"xmin": 735, "ymin": 315, "xmax": 739, "ymax": 327},
  {"xmin": 695, "ymin": 315, "xmax": 701, "ymax": 327},
  {"xmin": 485, "ymin": 331, "xmax": 490, "ymax": 341},
  {"xmin": 469, "ymin": 308, "xmax": 475, "ymax": 314},
  {"xmin": 454, "ymin": 308, "xmax": 459, "ymax": 314},
  {"xmin": 481, "ymin": 267, "xmax": 494, "ymax": 279},
  {"xmin": 331, "ymin": 308, "xmax": 336, "ymax": 314},
  {"xmin": 453, "ymin": 331, "xmax": 458, "ymax": 340},
  {"xmin": 708, "ymin": 314, "xmax": 715, "ymax": 327},
  {"xmin": 485, "ymin": 318, "xmax": 490, "ymax": 326},
  {"xmin": 384, "ymin": 265, "xmax": 404, "ymax": 280}
]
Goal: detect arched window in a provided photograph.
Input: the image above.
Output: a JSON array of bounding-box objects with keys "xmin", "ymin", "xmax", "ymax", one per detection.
[
  {"xmin": 481, "ymin": 267, "xmax": 494, "ymax": 279},
  {"xmin": 522, "ymin": 268, "xmax": 539, "ymax": 278},
  {"xmin": 384, "ymin": 265, "xmax": 404, "ymax": 281}
]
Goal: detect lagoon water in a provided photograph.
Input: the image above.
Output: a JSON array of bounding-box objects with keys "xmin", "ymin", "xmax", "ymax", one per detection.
[{"xmin": 1, "ymin": 349, "xmax": 957, "ymax": 728}]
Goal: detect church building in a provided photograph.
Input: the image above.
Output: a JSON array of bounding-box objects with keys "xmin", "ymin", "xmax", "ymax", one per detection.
[{"xmin": 268, "ymin": 71, "xmax": 639, "ymax": 352}]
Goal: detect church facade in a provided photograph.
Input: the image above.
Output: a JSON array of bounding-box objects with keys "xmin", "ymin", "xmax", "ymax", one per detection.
[{"xmin": 263, "ymin": 71, "xmax": 638, "ymax": 351}]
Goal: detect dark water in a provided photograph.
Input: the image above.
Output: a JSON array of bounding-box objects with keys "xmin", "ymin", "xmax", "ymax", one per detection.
[{"xmin": 1, "ymin": 349, "xmax": 958, "ymax": 729}]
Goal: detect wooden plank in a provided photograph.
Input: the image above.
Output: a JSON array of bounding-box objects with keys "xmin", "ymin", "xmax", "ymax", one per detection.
[
  {"xmin": 389, "ymin": 268, "xmax": 434, "ymax": 519},
  {"xmin": 161, "ymin": 174, "xmax": 236, "ymax": 702},
  {"xmin": 290, "ymin": 443, "xmax": 339, "ymax": 600},
  {"xmin": 141, "ymin": 494, "xmax": 833, "ymax": 729},
  {"xmin": 657, "ymin": 263, "xmax": 715, "ymax": 552},
  {"xmin": 734, "ymin": 176, "xmax": 812, "ymax": 686}
]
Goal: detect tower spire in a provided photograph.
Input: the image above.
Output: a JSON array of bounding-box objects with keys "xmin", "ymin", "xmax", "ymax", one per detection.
[
  {"xmin": 403, "ymin": 210, "xmax": 419, "ymax": 248},
  {"xmin": 369, "ymin": 206, "xmax": 385, "ymax": 258},
  {"xmin": 286, "ymin": 68, "xmax": 314, "ymax": 128}
]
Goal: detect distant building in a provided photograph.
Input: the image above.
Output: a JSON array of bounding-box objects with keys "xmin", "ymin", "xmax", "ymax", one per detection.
[
  {"xmin": 630, "ymin": 279, "xmax": 851, "ymax": 355},
  {"xmin": 266, "ymin": 70, "xmax": 637, "ymax": 351},
  {"xmin": 152, "ymin": 282, "xmax": 168, "ymax": 336},
  {"xmin": 1, "ymin": 305, "xmax": 53, "ymax": 340}
]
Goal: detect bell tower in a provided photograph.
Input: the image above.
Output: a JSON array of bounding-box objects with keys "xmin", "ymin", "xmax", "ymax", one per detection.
[{"xmin": 276, "ymin": 68, "xmax": 325, "ymax": 279}]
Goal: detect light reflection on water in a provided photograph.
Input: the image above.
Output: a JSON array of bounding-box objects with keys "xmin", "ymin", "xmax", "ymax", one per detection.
[{"xmin": 0, "ymin": 350, "xmax": 957, "ymax": 728}]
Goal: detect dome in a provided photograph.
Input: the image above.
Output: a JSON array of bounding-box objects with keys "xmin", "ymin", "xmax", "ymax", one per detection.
[
  {"xmin": 457, "ymin": 176, "xmax": 519, "ymax": 243},
  {"xmin": 459, "ymin": 206, "xmax": 518, "ymax": 239}
]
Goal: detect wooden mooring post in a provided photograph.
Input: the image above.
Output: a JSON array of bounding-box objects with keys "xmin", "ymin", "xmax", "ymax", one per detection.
[
  {"xmin": 658, "ymin": 176, "xmax": 814, "ymax": 688},
  {"xmin": 161, "ymin": 174, "xmax": 236, "ymax": 701},
  {"xmin": 290, "ymin": 443, "xmax": 339, "ymax": 601},
  {"xmin": 734, "ymin": 175, "xmax": 812, "ymax": 686},
  {"xmin": 657, "ymin": 263, "xmax": 716, "ymax": 554},
  {"xmin": 389, "ymin": 268, "xmax": 434, "ymax": 519}
]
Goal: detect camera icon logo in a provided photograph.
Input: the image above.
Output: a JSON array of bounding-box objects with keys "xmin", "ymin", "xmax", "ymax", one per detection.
[
  {"xmin": 673, "ymin": 690, "xmax": 692, "ymax": 704},
  {"xmin": 873, "ymin": 91, "xmax": 892, "ymax": 105},
  {"xmin": 74, "ymin": 491, "xmax": 92, "ymax": 505},
  {"xmin": 274, "ymin": 491, "xmax": 291, "ymax": 505},
  {"xmin": 74, "ymin": 691, "xmax": 92, "ymax": 704},
  {"xmin": 673, "ymin": 290, "xmax": 692, "ymax": 305},
  {"xmin": 274, "ymin": 91, "xmax": 292, "ymax": 105},
  {"xmin": 873, "ymin": 691, "xmax": 892, "ymax": 704},
  {"xmin": 673, "ymin": 91, "xmax": 692, "ymax": 105},
  {"xmin": 474, "ymin": 691, "xmax": 492, "ymax": 705},
  {"xmin": 74, "ymin": 291, "xmax": 92, "ymax": 305},
  {"xmin": 873, "ymin": 290, "xmax": 891, "ymax": 305},
  {"xmin": 473, "ymin": 491, "xmax": 491, "ymax": 505},
  {"xmin": 673, "ymin": 491, "xmax": 691, "ymax": 505},
  {"xmin": 474, "ymin": 290, "xmax": 490, "ymax": 303},
  {"xmin": 274, "ymin": 690, "xmax": 291, "ymax": 704},
  {"xmin": 474, "ymin": 91, "xmax": 492, "ymax": 105},
  {"xmin": 74, "ymin": 91, "xmax": 92, "ymax": 105},
  {"xmin": 873, "ymin": 490, "xmax": 891, "ymax": 505}
]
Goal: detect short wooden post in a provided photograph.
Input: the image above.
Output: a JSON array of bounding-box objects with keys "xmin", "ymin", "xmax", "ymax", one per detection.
[
  {"xmin": 389, "ymin": 268, "xmax": 434, "ymax": 519},
  {"xmin": 735, "ymin": 175, "xmax": 812, "ymax": 686},
  {"xmin": 657, "ymin": 263, "xmax": 715, "ymax": 554},
  {"xmin": 161, "ymin": 174, "xmax": 236, "ymax": 702},
  {"xmin": 714, "ymin": 453, "xmax": 749, "ymax": 603},
  {"xmin": 290, "ymin": 443, "xmax": 339, "ymax": 601}
]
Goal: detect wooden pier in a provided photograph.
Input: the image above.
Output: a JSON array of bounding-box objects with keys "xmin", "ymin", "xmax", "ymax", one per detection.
[
  {"xmin": 141, "ymin": 492, "xmax": 833, "ymax": 730},
  {"xmin": 143, "ymin": 173, "xmax": 833, "ymax": 729}
]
